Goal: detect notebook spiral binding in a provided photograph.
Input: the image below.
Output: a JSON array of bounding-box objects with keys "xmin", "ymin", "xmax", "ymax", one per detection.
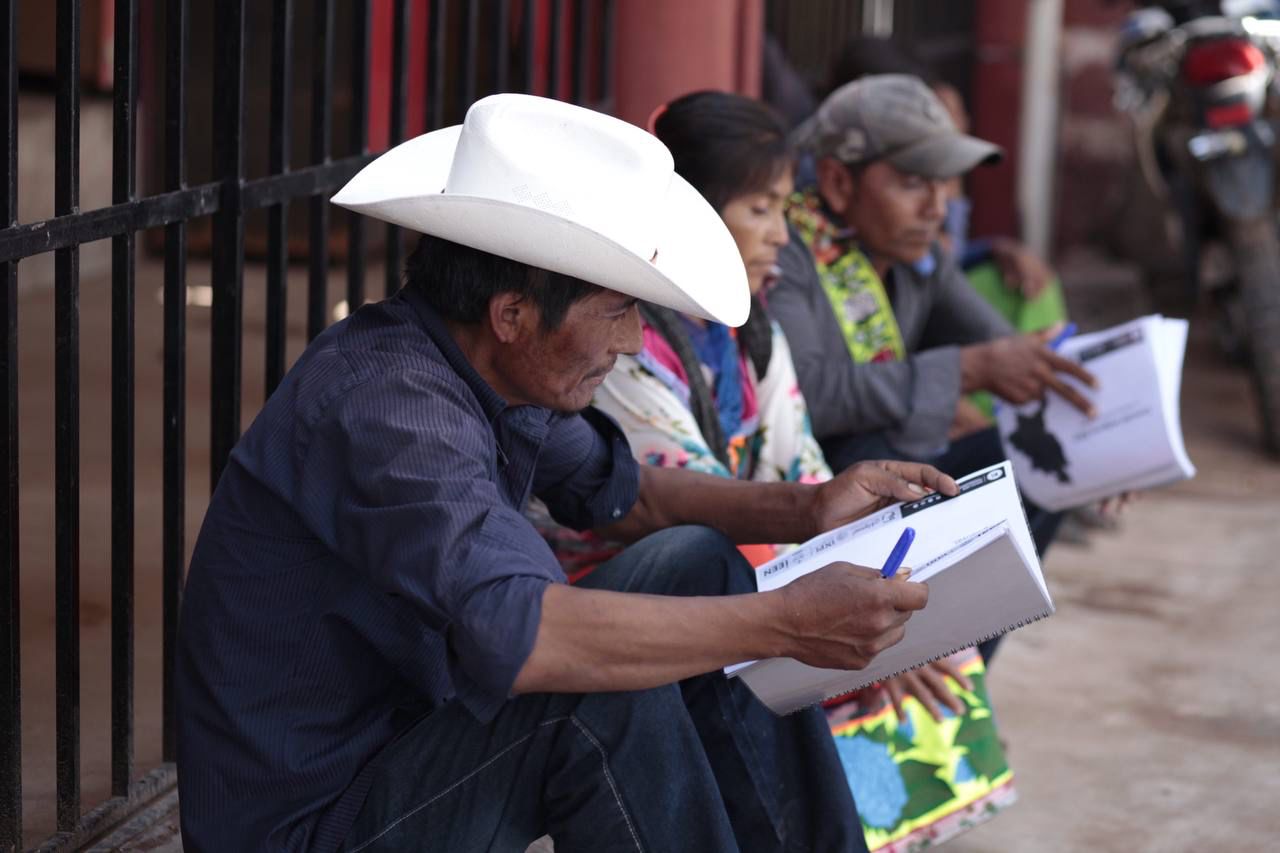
[{"xmin": 798, "ymin": 607, "xmax": 1057, "ymax": 714}]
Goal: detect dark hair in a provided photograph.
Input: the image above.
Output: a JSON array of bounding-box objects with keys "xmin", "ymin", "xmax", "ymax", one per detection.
[
  {"xmin": 653, "ymin": 90, "xmax": 793, "ymax": 212},
  {"xmin": 825, "ymin": 36, "xmax": 934, "ymax": 95},
  {"xmin": 650, "ymin": 91, "xmax": 791, "ymax": 423},
  {"xmin": 403, "ymin": 234, "xmax": 600, "ymax": 330}
]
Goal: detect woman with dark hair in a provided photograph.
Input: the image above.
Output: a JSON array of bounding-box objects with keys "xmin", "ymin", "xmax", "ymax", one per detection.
[
  {"xmin": 595, "ymin": 92, "xmax": 828, "ymax": 514},
  {"xmin": 608, "ymin": 91, "xmax": 1014, "ymax": 853},
  {"xmin": 534, "ymin": 91, "xmax": 826, "ymax": 576}
]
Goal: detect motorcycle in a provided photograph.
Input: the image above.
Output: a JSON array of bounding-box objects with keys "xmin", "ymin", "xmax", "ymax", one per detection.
[{"xmin": 1114, "ymin": 0, "xmax": 1280, "ymax": 454}]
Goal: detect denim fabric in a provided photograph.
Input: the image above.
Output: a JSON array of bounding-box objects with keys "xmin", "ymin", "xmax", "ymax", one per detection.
[{"xmin": 341, "ymin": 527, "xmax": 869, "ymax": 853}]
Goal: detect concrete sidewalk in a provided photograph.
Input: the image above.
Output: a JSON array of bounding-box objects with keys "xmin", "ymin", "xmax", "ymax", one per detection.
[
  {"xmin": 16, "ymin": 249, "xmax": 1280, "ymax": 851},
  {"xmin": 945, "ymin": 256, "xmax": 1280, "ymax": 851}
]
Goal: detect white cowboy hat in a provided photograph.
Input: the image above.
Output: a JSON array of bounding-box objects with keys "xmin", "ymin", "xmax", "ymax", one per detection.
[{"xmin": 331, "ymin": 93, "xmax": 749, "ymax": 326}]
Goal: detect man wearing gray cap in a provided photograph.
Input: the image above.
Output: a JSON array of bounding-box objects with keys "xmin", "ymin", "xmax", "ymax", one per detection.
[{"xmin": 769, "ymin": 74, "xmax": 1097, "ymax": 559}]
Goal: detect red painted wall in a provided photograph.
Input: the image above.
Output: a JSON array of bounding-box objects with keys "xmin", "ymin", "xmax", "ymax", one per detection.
[
  {"xmin": 613, "ymin": 0, "xmax": 763, "ymax": 129},
  {"xmin": 968, "ymin": 0, "xmax": 1029, "ymax": 240}
]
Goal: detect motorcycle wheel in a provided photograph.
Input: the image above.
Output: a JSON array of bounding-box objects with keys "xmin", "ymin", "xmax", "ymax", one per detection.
[{"xmin": 1226, "ymin": 216, "xmax": 1280, "ymax": 456}]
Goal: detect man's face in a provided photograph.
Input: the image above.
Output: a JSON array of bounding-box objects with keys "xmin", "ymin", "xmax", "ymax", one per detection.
[
  {"xmin": 828, "ymin": 159, "xmax": 949, "ymax": 267},
  {"xmin": 721, "ymin": 169, "xmax": 794, "ymax": 295},
  {"xmin": 499, "ymin": 288, "xmax": 643, "ymax": 413}
]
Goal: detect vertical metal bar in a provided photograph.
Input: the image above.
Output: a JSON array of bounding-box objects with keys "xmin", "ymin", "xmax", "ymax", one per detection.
[
  {"xmin": 110, "ymin": 0, "xmax": 139, "ymax": 798},
  {"xmin": 54, "ymin": 0, "xmax": 82, "ymax": 831},
  {"xmin": 460, "ymin": 0, "xmax": 479, "ymax": 108},
  {"xmin": 266, "ymin": 0, "xmax": 293, "ymax": 395},
  {"xmin": 521, "ymin": 0, "xmax": 535, "ymax": 94},
  {"xmin": 0, "ymin": 0, "xmax": 20, "ymax": 846},
  {"xmin": 384, "ymin": 0, "xmax": 410, "ymax": 298},
  {"xmin": 308, "ymin": 0, "xmax": 334, "ymax": 341},
  {"xmin": 428, "ymin": 0, "xmax": 448, "ymax": 129},
  {"xmin": 210, "ymin": 0, "xmax": 246, "ymax": 488},
  {"xmin": 548, "ymin": 0, "xmax": 563, "ymax": 101},
  {"xmin": 571, "ymin": 0, "xmax": 588, "ymax": 105},
  {"xmin": 346, "ymin": 0, "xmax": 369, "ymax": 316},
  {"xmin": 599, "ymin": 0, "xmax": 614, "ymax": 108},
  {"xmin": 161, "ymin": 0, "xmax": 188, "ymax": 764},
  {"xmin": 493, "ymin": 0, "xmax": 510, "ymax": 93}
]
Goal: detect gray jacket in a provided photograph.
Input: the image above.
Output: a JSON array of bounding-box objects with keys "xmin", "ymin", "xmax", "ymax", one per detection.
[{"xmin": 769, "ymin": 229, "xmax": 1013, "ymax": 462}]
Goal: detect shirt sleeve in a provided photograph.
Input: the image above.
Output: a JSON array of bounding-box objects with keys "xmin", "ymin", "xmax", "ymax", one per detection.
[
  {"xmin": 920, "ymin": 252, "xmax": 1015, "ymax": 348},
  {"xmin": 293, "ymin": 368, "xmax": 562, "ymax": 721},
  {"xmin": 532, "ymin": 406, "xmax": 640, "ymax": 531},
  {"xmin": 769, "ymin": 230, "xmax": 968, "ymax": 458}
]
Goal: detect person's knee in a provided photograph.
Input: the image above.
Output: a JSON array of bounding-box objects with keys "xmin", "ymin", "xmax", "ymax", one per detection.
[{"xmin": 634, "ymin": 525, "xmax": 755, "ymax": 597}]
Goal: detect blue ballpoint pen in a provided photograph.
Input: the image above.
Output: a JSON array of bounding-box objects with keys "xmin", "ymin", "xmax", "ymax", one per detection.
[
  {"xmin": 880, "ymin": 527, "xmax": 916, "ymax": 579},
  {"xmin": 1048, "ymin": 322, "xmax": 1078, "ymax": 352}
]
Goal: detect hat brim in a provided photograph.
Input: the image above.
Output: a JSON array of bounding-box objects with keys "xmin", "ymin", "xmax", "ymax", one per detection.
[
  {"xmin": 886, "ymin": 133, "xmax": 1004, "ymax": 180},
  {"xmin": 331, "ymin": 127, "xmax": 749, "ymax": 327}
]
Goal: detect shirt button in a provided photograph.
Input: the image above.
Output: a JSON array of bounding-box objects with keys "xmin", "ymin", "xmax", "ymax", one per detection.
[{"xmin": 611, "ymin": 508, "xmax": 622, "ymax": 519}]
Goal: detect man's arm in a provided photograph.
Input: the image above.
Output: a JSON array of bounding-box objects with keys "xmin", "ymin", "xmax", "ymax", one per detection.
[
  {"xmin": 599, "ymin": 460, "xmax": 957, "ymax": 546},
  {"xmin": 918, "ymin": 250, "xmax": 1014, "ymax": 347},
  {"xmin": 924, "ymin": 255, "xmax": 1098, "ymax": 414},
  {"xmin": 513, "ymin": 558, "xmax": 928, "ymax": 694}
]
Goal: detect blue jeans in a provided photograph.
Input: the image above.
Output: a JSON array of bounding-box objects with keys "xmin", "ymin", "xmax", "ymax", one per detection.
[{"xmin": 339, "ymin": 526, "xmax": 867, "ymax": 852}]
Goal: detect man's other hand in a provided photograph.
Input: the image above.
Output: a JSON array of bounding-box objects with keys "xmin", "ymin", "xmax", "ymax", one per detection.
[
  {"xmin": 961, "ymin": 326, "xmax": 1099, "ymax": 417},
  {"xmin": 775, "ymin": 562, "xmax": 928, "ymax": 671},
  {"xmin": 813, "ymin": 461, "xmax": 959, "ymax": 535}
]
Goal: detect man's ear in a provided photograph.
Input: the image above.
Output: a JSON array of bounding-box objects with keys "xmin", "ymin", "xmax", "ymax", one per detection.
[
  {"xmin": 487, "ymin": 291, "xmax": 533, "ymax": 344},
  {"xmin": 815, "ymin": 157, "xmax": 856, "ymax": 218}
]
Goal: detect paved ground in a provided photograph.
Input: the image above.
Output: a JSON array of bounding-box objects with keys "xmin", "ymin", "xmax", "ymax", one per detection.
[
  {"xmin": 944, "ymin": 254, "xmax": 1280, "ymax": 852},
  {"xmin": 13, "ymin": 249, "xmax": 1280, "ymax": 850}
]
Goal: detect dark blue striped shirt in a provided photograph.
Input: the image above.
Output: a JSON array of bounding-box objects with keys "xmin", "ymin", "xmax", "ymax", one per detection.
[{"xmin": 175, "ymin": 289, "xmax": 639, "ymax": 851}]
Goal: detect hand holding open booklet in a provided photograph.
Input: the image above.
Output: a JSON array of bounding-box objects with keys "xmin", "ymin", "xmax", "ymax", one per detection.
[
  {"xmin": 728, "ymin": 462, "xmax": 1053, "ymax": 715},
  {"xmin": 997, "ymin": 314, "xmax": 1196, "ymax": 511}
]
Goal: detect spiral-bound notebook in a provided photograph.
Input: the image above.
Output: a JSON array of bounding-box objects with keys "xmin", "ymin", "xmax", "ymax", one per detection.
[{"xmin": 728, "ymin": 461, "xmax": 1053, "ymax": 714}]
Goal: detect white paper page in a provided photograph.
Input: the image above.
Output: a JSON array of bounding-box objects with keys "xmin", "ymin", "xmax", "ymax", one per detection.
[
  {"xmin": 1104, "ymin": 318, "xmax": 1197, "ymax": 495},
  {"xmin": 1156, "ymin": 318, "xmax": 1196, "ymax": 479},
  {"xmin": 735, "ymin": 526, "xmax": 1052, "ymax": 714},
  {"xmin": 726, "ymin": 462, "xmax": 1047, "ymax": 681},
  {"xmin": 997, "ymin": 315, "xmax": 1195, "ymax": 511},
  {"xmin": 754, "ymin": 461, "xmax": 1039, "ymax": 597}
]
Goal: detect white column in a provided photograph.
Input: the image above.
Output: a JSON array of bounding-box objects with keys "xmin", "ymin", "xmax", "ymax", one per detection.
[
  {"xmin": 862, "ymin": 0, "xmax": 895, "ymax": 37},
  {"xmin": 1018, "ymin": 0, "xmax": 1064, "ymax": 258}
]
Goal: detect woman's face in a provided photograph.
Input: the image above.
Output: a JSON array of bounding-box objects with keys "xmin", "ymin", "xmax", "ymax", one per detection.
[{"xmin": 720, "ymin": 168, "xmax": 794, "ymax": 295}]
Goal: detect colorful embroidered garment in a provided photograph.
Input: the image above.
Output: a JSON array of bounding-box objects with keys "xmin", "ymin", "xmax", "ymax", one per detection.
[
  {"xmin": 608, "ymin": 320, "xmax": 829, "ymax": 485},
  {"xmin": 828, "ymin": 650, "xmax": 1016, "ymax": 851},
  {"xmin": 787, "ymin": 189, "xmax": 907, "ymax": 365},
  {"xmin": 530, "ymin": 318, "xmax": 830, "ymax": 580}
]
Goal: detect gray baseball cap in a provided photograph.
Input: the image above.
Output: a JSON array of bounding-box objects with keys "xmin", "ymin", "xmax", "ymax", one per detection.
[{"xmin": 793, "ymin": 74, "xmax": 1004, "ymax": 179}]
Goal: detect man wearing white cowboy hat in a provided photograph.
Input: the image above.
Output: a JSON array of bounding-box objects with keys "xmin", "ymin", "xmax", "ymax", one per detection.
[{"xmin": 175, "ymin": 94, "xmax": 956, "ymax": 853}]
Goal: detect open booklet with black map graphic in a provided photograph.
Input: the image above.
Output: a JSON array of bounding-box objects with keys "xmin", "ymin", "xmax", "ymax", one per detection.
[
  {"xmin": 726, "ymin": 462, "xmax": 1053, "ymax": 715},
  {"xmin": 996, "ymin": 314, "xmax": 1196, "ymax": 512}
]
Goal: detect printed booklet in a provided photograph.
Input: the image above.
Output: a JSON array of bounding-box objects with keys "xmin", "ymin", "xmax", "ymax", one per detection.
[
  {"xmin": 728, "ymin": 462, "xmax": 1053, "ymax": 715},
  {"xmin": 997, "ymin": 314, "xmax": 1196, "ymax": 511}
]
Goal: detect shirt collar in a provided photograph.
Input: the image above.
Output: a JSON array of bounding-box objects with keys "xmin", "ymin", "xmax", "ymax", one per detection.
[{"xmin": 401, "ymin": 287, "xmax": 509, "ymax": 423}]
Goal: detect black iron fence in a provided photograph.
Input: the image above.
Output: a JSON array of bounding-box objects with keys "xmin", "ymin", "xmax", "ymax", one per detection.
[{"xmin": 0, "ymin": 0, "xmax": 614, "ymax": 848}]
